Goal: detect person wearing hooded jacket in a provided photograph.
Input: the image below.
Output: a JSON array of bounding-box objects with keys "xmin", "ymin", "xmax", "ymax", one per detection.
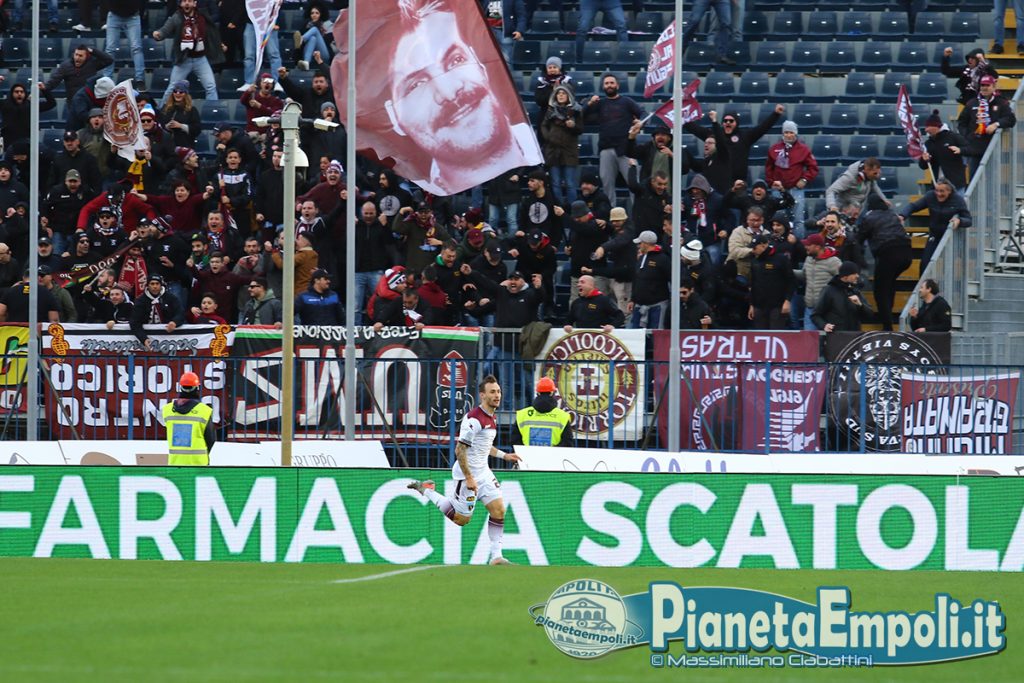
[
  {"xmin": 541, "ymin": 85, "xmax": 583, "ymax": 206},
  {"xmin": 812, "ymin": 261, "xmax": 873, "ymax": 333},
  {"xmin": 513, "ymin": 377, "xmax": 573, "ymax": 448},
  {"xmin": 857, "ymin": 195, "xmax": 912, "ymax": 331},
  {"xmin": 941, "ymin": 47, "xmax": 998, "ymax": 104},
  {"xmin": 66, "ymin": 76, "xmax": 113, "ymax": 133},
  {"xmin": 918, "ymin": 109, "xmax": 970, "ymax": 190},
  {"xmin": 683, "ymin": 174, "xmax": 727, "ymax": 261},
  {"xmin": 626, "ymin": 119, "xmax": 692, "ymax": 190},
  {"xmin": 0, "ymin": 80, "xmax": 56, "ymax": 146},
  {"xmin": 368, "ymin": 266, "xmax": 408, "ymax": 328}
]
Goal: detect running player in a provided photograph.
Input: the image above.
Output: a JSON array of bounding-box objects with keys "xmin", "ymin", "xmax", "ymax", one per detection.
[{"xmin": 408, "ymin": 374, "xmax": 521, "ymax": 565}]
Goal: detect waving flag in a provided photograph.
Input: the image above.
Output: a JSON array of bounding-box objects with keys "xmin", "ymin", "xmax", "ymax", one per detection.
[
  {"xmin": 653, "ymin": 79, "xmax": 703, "ymax": 128},
  {"xmin": 896, "ymin": 84, "xmax": 925, "ymax": 160},
  {"xmin": 644, "ymin": 21, "xmax": 676, "ymax": 98},
  {"xmin": 246, "ymin": 0, "xmax": 284, "ymax": 85},
  {"xmin": 331, "ymin": 0, "xmax": 542, "ymax": 196},
  {"xmin": 102, "ymin": 80, "xmax": 147, "ymax": 161}
]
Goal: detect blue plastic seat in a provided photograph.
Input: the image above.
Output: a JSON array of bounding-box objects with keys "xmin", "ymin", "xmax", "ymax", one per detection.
[
  {"xmin": 913, "ymin": 12, "xmax": 946, "ymax": 39},
  {"xmin": 804, "ymin": 12, "xmax": 837, "ymax": 38},
  {"xmin": 845, "ymin": 135, "xmax": 881, "ymax": 164},
  {"xmin": 41, "ymin": 128, "xmax": 65, "ymax": 153},
  {"xmin": 861, "ymin": 104, "xmax": 898, "ymax": 133},
  {"xmin": 735, "ymin": 72, "xmax": 771, "ymax": 102},
  {"xmin": 844, "ymin": 72, "xmax": 877, "ymax": 102},
  {"xmin": 633, "ymin": 11, "xmax": 666, "ymax": 34},
  {"xmin": 789, "ymin": 104, "xmax": 824, "ymax": 134},
  {"xmin": 616, "ymin": 43, "xmax": 650, "ymax": 69},
  {"xmin": 722, "ymin": 44, "xmax": 751, "ymax": 68},
  {"xmin": 218, "ymin": 68, "xmax": 246, "ymax": 93},
  {"xmin": 876, "ymin": 13, "xmax": 910, "ymax": 40},
  {"xmin": 748, "ymin": 138, "xmax": 769, "ymax": 164},
  {"xmin": 824, "ymin": 42, "xmax": 857, "ymax": 71},
  {"xmin": 771, "ymin": 11, "xmax": 803, "ymax": 38},
  {"xmin": 916, "ymin": 72, "xmax": 949, "ymax": 102},
  {"xmin": 512, "ymin": 41, "xmax": 542, "ymax": 69},
  {"xmin": 753, "ymin": 42, "xmax": 789, "ymax": 70},
  {"xmin": 859, "ymin": 43, "xmax": 893, "ymax": 70},
  {"xmin": 790, "ymin": 44, "xmax": 823, "ymax": 71},
  {"xmin": 149, "ymin": 67, "xmax": 172, "ymax": 94},
  {"xmin": 774, "ymin": 72, "xmax": 806, "ymax": 100},
  {"xmin": 142, "ymin": 37, "xmax": 170, "ymax": 67},
  {"xmin": 811, "ymin": 135, "xmax": 844, "ymax": 164},
  {"xmin": 949, "ymin": 13, "xmax": 980, "ymax": 40},
  {"xmin": 880, "ymin": 72, "xmax": 913, "ymax": 99},
  {"xmin": 1, "ymin": 38, "xmax": 29, "ymax": 66},
  {"xmin": 839, "ymin": 11, "xmax": 873, "ymax": 39},
  {"xmin": 37, "ymin": 38, "xmax": 63, "ymax": 64},
  {"xmin": 880, "ymin": 136, "xmax": 913, "ymax": 165},
  {"xmin": 201, "ymin": 99, "xmax": 233, "ymax": 123},
  {"xmin": 579, "ymin": 42, "xmax": 617, "ymax": 69},
  {"xmin": 701, "ymin": 71, "xmax": 736, "ymax": 100},
  {"xmin": 578, "ymin": 134, "xmax": 596, "ymax": 161},
  {"xmin": 743, "ymin": 11, "xmax": 770, "ymax": 39},
  {"xmin": 826, "ymin": 103, "xmax": 861, "ymax": 134},
  {"xmin": 544, "ymin": 41, "xmax": 575, "ymax": 65},
  {"xmin": 683, "ymin": 43, "xmax": 716, "ymax": 70},
  {"xmin": 897, "ymin": 42, "xmax": 931, "ymax": 68},
  {"xmin": 529, "ymin": 11, "xmax": 562, "ymax": 36},
  {"xmin": 804, "ymin": 174, "xmax": 826, "ymax": 199}
]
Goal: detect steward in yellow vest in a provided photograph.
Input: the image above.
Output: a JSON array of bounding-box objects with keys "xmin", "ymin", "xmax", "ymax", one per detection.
[
  {"xmin": 162, "ymin": 371, "xmax": 215, "ymax": 465},
  {"xmin": 513, "ymin": 377, "xmax": 573, "ymax": 447}
]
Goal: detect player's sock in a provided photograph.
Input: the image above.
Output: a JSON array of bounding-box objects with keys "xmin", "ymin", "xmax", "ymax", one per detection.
[
  {"xmin": 424, "ymin": 488, "xmax": 456, "ymax": 520},
  {"xmin": 488, "ymin": 516, "xmax": 504, "ymax": 558}
]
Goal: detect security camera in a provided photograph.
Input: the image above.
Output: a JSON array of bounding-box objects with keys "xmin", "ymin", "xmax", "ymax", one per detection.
[{"xmin": 313, "ymin": 118, "xmax": 340, "ymax": 131}]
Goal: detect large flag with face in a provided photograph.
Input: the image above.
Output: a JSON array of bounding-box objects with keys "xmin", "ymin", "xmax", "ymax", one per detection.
[
  {"xmin": 331, "ymin": 0, "xmax": 542, "ymax": 195},
  {"xmin": 102, "ymin": 80, "xmax": 147, "ymax": 161},
  {"xmin": 896, "ymin": 84, "xmax": 925, "ymax": 160},
  {"xmin": 247, "ymin": 0, "xmax": 284, "ymax": 84},
  {"xmin": 644, "ymin": 21, "xmax": 675, "ymax": 98},
  {"xmin": 653, "ymin": 79, "xmax": 703, "ymax": 128}
]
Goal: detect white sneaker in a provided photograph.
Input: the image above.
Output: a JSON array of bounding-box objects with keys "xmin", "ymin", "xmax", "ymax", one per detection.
[
  {"xmin": 101, "ymin": 23, "xmax": 107, "ymax": 30},
  {"xmin": 274, "ymin": 82, "xmax": 284, "ymax": 92},
  {"xmin": 296, "ymin": 60, "xmax": 309, "ymax": 71},
  {"xmin": 72, "ymin": 23, "xmax": 90, "ymax": 31},
  {"xmin": 236, "ymin": 84, "xmax": 251, "ymax": 92}
]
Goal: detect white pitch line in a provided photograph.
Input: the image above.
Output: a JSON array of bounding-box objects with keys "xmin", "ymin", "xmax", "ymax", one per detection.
[{"xmin": 331, "ymin": 564, "xmax": 451, "ymax": 584}]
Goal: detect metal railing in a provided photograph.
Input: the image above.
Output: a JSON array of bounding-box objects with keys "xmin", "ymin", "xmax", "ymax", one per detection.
[{"xmin": 900, "ymin": 79, "xmax": 1024, "ymax": 331}]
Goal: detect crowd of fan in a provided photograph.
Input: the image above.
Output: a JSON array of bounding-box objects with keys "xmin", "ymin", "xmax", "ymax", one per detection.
[{"xmin": 0, "ymin": 1, "xmax": 1005, "ymax": 341}]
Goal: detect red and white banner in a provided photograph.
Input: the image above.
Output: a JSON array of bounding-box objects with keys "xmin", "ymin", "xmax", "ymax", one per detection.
[
  {"xmin": 41, "ymin": 324, "xmax": 235, "ymax": 440},
  {"xmin": 896, "ymin": 84, "xmax": 925, "ymax": 160},
  {"xmin": 901, "ymin": 372, "xmax": 1019, "ymax": 454},
  {"xmin": 644, "ymin": 21, "xmax": 676, "ymax": 98},
  {"xmin": 102, "ymin": 80, "xmax": 147, "ymax": 161},
  {"xmin": 653, "ymin": 331, "xmax": 822, "ymax": 452},
  {"xmin": 654, "ymin": 79, "xmax": 702, "ymax": 128},
  {"xmin": 246, "ymin": 0, "xmax": 284, "ymax": 85},
  {"xmin": 330, "ymin": 0, "xmax": 542, "ymax": 195}
]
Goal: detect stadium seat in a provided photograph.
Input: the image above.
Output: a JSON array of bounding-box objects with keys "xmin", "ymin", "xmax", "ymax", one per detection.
[
  {"xmin": 149, "ymin": 67, "xmax": 172, "ymax": 94},
  {"xmin": 579, "ymin": 42, "xmax": 617, "ymax": 69},
  {"xmin": 790, "ymin": 44, "xmax": 823, "ymax": 71},
  {"xmin": 572, "ymin": 75, "xmax": 595, "ymax": 98},
  {"xmin": 826, "ymin": 103, "xmax": 861, "ymax": 134},
  {"xmin": 201, "ymin": 100, "xmax": 234, "ymax": 123},
  {"xmin": 41, "ymin": 128, "xmax": 64, "ymax": 153},
  {"xmin": 616, "ymin": 43, "xmax": 650, "ymax": 69},
  {"xmin": 561, "ymin": 10, "xmax": 579, "ymax": 35},
  {"xmin": 1, "ymin": 38, "xmax": 29, "ymax": 66},
  {"xmin": 803, "ymin": 173, "xmax": 826, "ymax": 198},
  {"xmin": 859, "ymin": 43, "xmax": 893, "ymax": 70},
  {"xmin": 754, "ymin": 42, "xmax": 789, "ymax": 70},
  {"xmin": 142, "ymin": 37, "xmax": 170, "ymax": 67},
  {"xmin": 878, "ymin": 173, "xmax": 899, "ymax": 195},
  {"xmin": 897, "ymin": 42, "xmax": 931, "ymax": 68},
  {"xmin": 701, "ymin": 71, "xmax": 735, "ymax": 100},
  {"xmin": 743, "ymin": 11, "xmax": 770, "ymax": 39},
  {"xmin": 278, "ymin": 9, "xmax": 305, "ymax": 32},
  {"xmin": 529, "ymin": 11, "xmax": 562, "ymax": 37},
  {"xmin": 735, "ymin": 72, "xmax": 770, "ymax": 102},
  {"xmin": 683, "ymin": 43, "xmax": 716, "ymax": 70},
  {"xmin": 773, "ymin": 72, "xmax": 805, "ymax": 100},
  {"xmin": 578, "ymin": 134, "xmax": 596, "ymax": 161},
  {"xmin": 875, "ymin": 13, "xmax": 910, "ymax": 40},
  {"xmin": 804, "ymin": 12, "xmax": 837, "ymax": 38},
  {"xmin": 771, "ymin": 11, "xmax": 803, "ymax": 38},
  {"xmin": 880, "ymin": 72, "xmax": 913, "ymax": 99},
  {"xmin": 722, "ymin": 44, "xmax": 751, "ymax": 68},
  {"xmin": 633, "ymin": 11, "xmax": 666, "ymax": 34},
  {"xmin": 915, "ymin": 72, "xmax": 949, "ymax": 103},
  {"xmin": 512, "ymin": 41, "xmax": 542, "ymax": 69},
  {"xmin": 37, "ymin": 38, "xmax": 63, "ymax": 64},
  {"xmin": 948, "ymin": 13, "xmax": 980, "ymax": 40},
  {"xmin": 839, "ymin": 11, "xmax": 873, "ymax": 39},
  {"xmin": 913, "ymin": 12, "xmax": 946, "ymax": 40},
  {"xmin": 811, "ymin": 134, "xmax": 844, "ymax": 164},
  {"xmin": 823, "ymin": 42, "xmax": 857, "ymax": 71},
  {"xmin": 880, "ymin": 136, "xmax": 913, "ymax": 165},
  {"xmin": 748, "ymin": 138, "xmax": 769, "ymax": 164},
  {"xmin": 843, "ymin": 72, "xmax": 877, "ymax": 102},
  {"xmin": 861, "ymin": 104, "xmax": 898, "ymax": 133},
  {"xmin": 545, "ymin": 41, "xmax": 575, "ymax": 66},
  {"xmin": 789, "ymin": 104, "xmax": 823, "ymax": 134},
  {"xmin": 219, "ymin": 68, "xmax": 246, "ymax": 92}
]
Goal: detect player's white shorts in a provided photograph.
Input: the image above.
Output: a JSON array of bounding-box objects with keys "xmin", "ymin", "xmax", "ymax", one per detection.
[{"xmin": 451, "ymin": 474, "xmax": 502, "ymax": 517}]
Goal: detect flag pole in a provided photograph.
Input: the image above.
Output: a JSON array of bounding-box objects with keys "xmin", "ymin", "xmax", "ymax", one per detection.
[
  {"xmin": 668, "ymin": 0, "xmax": 683, "ymax": 454},
  {"xmin": 344, "ymin": 0, "xmax": 357, "ymax": 440}
]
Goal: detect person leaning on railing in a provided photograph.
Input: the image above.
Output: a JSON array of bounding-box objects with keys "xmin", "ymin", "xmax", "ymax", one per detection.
[{"xmin": 908, "ymin": 279, "xmax": 953, "ymax": 333}]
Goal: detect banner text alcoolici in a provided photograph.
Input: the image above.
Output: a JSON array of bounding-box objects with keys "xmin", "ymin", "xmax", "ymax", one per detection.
[{"xmin": 0, "ymin": 468, "xmax": 1022, "ymax": 570}]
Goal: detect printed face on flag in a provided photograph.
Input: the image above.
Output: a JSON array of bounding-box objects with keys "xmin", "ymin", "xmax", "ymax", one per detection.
[{"xmin": 331, "ymin": 0, "xmax": 541, "ymax": 195}]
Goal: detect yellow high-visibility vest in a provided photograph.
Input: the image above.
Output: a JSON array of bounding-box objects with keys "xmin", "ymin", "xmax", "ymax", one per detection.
[
  {"xmin": 515, "ymin": 406, "xmax": 572, "ymax": 447},
  {"xmin": 162, "ymin": 401, "xmax": 213, "ymax": 466}
]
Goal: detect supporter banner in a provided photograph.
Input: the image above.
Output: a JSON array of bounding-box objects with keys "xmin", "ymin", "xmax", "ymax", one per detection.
[
  {"xmin": 54, "ymin": 238, "xmax": 139, "ymax": 290},
  {"xmin": 246, "ymin": 0, "xmax": 285, "ymax": 84},
  {"xmin": 330, "ymin": 0, "xmax": 542, "ymax": 195},
  {"xmin": 896, "ymin": 84, "xmax": 925, "ymax": 160},
  {"xmin": 653, "ymin": 331, "xmax": 820, "ymax": 451},
  {"xmin": 653, "ymin": 79, "xmax": 702, "ymax": 127},
  {"xmin": 231, "ymin": 326, "xmax": 480, "ymax": 442},
  {"xmin": 102, "ymin": 80, "xmax": 147, "ymax": 160},
  {"xmin": 643, "ymin": 21, "xmax": 675, "ymax": 98},
  {"xmin": 41, "ymin": 324, "xmax": 235, "ymax": 440},
  {"xmin": 534, "ymin": 330, "xmax": 646, "ymax": 441},
  {"xmin": 2, "ymin": 467, "xmax": 1023, "ymax": 570},
  {"xmin": 901, "ymin": 372, "xmax": 1019, "ymax": 454},
  {"xmin": 0, "ymin": 324, "xmax": 28, "ymax": 414},
  {"xmin": 824, "ymin": 332, "xmax": 951, "ymax": 452}
]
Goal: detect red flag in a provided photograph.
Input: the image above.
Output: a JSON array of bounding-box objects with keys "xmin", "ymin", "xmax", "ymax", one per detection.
[
  {"xmin": 644, "ymin": 21, "xmax": 676, "ymax": 98},
  {"xmin": 896, "ymin": 84, "xmax": 925, "ymax": 160},
  {"xmin": 331, "ymin": 0, "xmax": 542, "ymax": 196},
  {"xmin": 654, "ymin": 79, "xmax": 702, "ymax": 128}
]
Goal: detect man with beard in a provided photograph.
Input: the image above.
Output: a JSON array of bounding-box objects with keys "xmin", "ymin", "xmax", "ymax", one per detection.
[
  {"xmin": 297, "ymin": 160, "xmax": 346, "ymax": 218},
  {"xmin": 577, "ymin": 171, "xmax": 612, "ymax": 224},
  {"xmin": 44, "ymin": 172, "xmax": 91, "ymax": 257},
  {"xmin": 584, "ymin": 74, "xmax": 644, "ymax": 205},
  {"xmin": 519, "ymin": 170, "xmax": 565, "ymax": 245},
  {"xmin": 627, "ymin": 120, "xmax": 691, "ymax": 191},
  {"xmin": 42, "ymin": 45, "xmax": 114, "ymax": 102},
  {"xmin": 374, "ymin": 169, "xmax": 414, "ymax": 222},
  {"xmin": 686, "ymin": 105, "xmax": 785, "ymax": 184},
  {"xmin": 373, "ymin": 0, "xmax": 541, "ymax": 194},
  {"xmin": 279, "ymin": 65, "xmax": 334, "ymax": 120},
  {"xmin": 153, "ymin": 0, "xmax": 226, "ymax": 101},
  {"xmin": 131, "ymin": 274, "xmax": 185, "ymax": 348},
  {"xmin": 0, "ymin": 80, "xmax": 56, "ymax": 146},
  {"xmin": 77, "ymin": 108, "xmax": 114, "ymax": 181},
  {"xmin": 47, "ymin": 132, "xmax": 103, "ymax": 199}
]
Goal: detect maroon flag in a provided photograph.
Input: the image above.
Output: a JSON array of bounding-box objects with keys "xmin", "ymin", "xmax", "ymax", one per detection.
[
  {"xmin": 653, "ymin": 79, "xmax": 702, "ymax": 128},
  {"xmin": 644, "ymin": 21, "xmax": 676, "ymax": 98},
  {"xmin": 331, "ymin": 0, "xmax": 542, "ymax": 196},
  {"xmin": 896, "ymin": 84, "xmax": 925, "ymax": 160}
]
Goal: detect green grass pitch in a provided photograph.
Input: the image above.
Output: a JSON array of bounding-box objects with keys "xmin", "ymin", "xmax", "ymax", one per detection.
[{"xmin": 0, "ymin": 558, "xmax": 1021, "ymax": 682}]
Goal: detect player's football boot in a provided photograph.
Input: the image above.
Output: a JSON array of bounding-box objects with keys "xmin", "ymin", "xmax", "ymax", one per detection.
[
  {"xmin": 489, "ymin": 556, "xmax": 511, "ymax": 565},
  {"xmin": 407, "ymin": 480, "xmax": 436, "ymax": 494}
]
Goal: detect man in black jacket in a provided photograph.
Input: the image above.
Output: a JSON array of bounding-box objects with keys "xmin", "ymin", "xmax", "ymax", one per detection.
[
  {"xmin": 578, "ymin": 171, "xmax": 613, "ymax": 224},
  {"xmin": 507, "ymin": 229, "xmax": 558, "ymax": 316},
  {"xmin": 748, "ymin": 234, "xmax": 796, "ymax": 330},
  {"xmin": 42, "ymin": 45, "xmax": 114, "ymax": 102},
  {"xmin": 957, "ymin": 75, "xmax": 1016, "ymax": 177},
  {"xmin": 46, "ymin": 132, "xmax": 102, "ymax": 194},
  {"xmin": 909, "ymin": 279, "xmax": 953, "ymax": 332},
  {"xmin": 677, "ymin": 284, "xmax": 714, "ymax": 330},
  {"xmin": 626, "ymin": 165, "xmax": 670, "ymax": 232},
  {"xmin": 628, "ymin": 230, "xmax": 672, "ymax": 329},
  {"xmin": 567, "ymin": 201, "xmax": 609, "ymax": 302},
  {"xmin": 278, "ymin": 63, "xmax": 334, "ymax": 119},
  {"xmin": 627, "ymin": 120, "xmax": 691, "ymax": 190},
  {"xmin": 131, "ymin": 274, "xmax": 185, "ymax": 348},
  {"xmin": 565, "ymin": 275, "xmax": 624, "ymax": 332},
  {"xmin": 583, "ymin": 74, "xmax": 645, "ymax": 205},
  {"xmin": 812, "ymin": 261, "xmax": 873, "ymax": 333},
  {"xmin": 858, "ymin": 196, "xmax": 912, "ymax": 331},
  {"xmin": 685, "ymin": 104, "xmax": 786, "ymax": 182},
  {"xmin": 43, "ymin": 171, "xmax": 91, "ymax": 257},
  {"xmin": 353, "ymin": 202, "xmax": 394, "ymax": 324},
  {"xmin": 591, "ymin": 207, "xmax": 635, "ymax": 315},
  {"xmin": 919, "ymin": 110, "xmax": 970, "ymax": 190}
]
